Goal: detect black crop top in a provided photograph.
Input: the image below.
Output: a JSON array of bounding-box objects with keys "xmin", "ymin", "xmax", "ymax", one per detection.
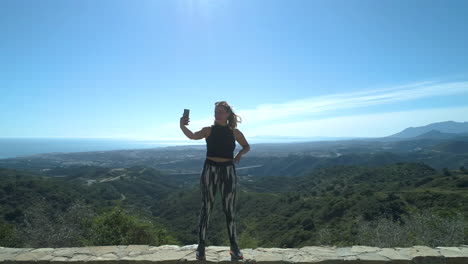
[{"xmin": 206, "ymin": 124, "xmax": 236, "ymax": 159}]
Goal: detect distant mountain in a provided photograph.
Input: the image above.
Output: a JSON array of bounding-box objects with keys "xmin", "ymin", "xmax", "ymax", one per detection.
[
  {"xmin": 413, "ymin": 130, "xmax": 462, "ymax": 140},
  {"xmin": 387, "ymin": 121, "xmax": 468, "ymax": 139}
]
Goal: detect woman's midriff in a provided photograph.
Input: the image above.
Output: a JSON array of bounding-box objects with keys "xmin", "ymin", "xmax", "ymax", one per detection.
[{"xmin": 206, "ymin": 156, "xmax": 232, "ymax": 162}]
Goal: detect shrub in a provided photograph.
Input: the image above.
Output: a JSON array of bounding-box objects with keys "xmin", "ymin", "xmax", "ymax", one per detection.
[
  {"xmin": 356, "ymin": 209, "xmax": 465, "ymax": 247},
  {"xmin": 16, "ymin": 199, "xmax": 95, "ymax": 247},
  {"xmin": 0, "ymin": 219, "xmax": 19, "ymax": 247},
  {"xmin": 82, "ymin": 207, "xmax": 178, "ymax": 246}
]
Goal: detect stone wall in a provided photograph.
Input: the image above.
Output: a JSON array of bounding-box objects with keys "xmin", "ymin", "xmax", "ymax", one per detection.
[{"xmin": 1, "ymin": 245, "xmax": 468, "ymax": 264}]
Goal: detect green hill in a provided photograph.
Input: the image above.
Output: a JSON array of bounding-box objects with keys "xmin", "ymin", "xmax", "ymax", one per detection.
[
  {"xmin": 154, "ymin": 162, "xmax": 468, "ymax": 247},
  {"xmin": 434, "ymin": 141, "xmax": 468, "ymax": 154},
  {"xmin": 1, "ymin": 161, "xmax": 467, "ymax": 248}
]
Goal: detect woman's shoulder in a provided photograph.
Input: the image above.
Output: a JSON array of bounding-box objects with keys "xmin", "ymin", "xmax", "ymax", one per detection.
[
  {"xmin": 203, "ymin": 126, "xmax": 212, "ymax": 137},
  {"xmin": 233, "ymin": 128, "xmax": 243, "ymax": 137}
]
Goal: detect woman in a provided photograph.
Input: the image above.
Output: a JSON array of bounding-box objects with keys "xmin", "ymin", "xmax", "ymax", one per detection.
[{"xmin": 180, "ymin": 101, "xmax": 250, "ymax": 260}]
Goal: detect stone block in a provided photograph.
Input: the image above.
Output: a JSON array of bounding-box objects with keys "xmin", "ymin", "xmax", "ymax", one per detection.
[
  {"xmin": 377, "ymin": 248, "xmax": 411, "ymax": 264},
  {"xmin": 69, "ymin": 254, "xmax": 92, "ymax": 262},
  {"xmin": 87, "ymin": 246, "xmax": 121, "ymax": 256},
  {"xmin": 15, "ymin": 251, "xmax": 51, "ymax": 261},
  {"xmin": 126, "ymin": 245, "xmax": 151, "ymax": 253},
  {"xmin": 350, "ymin": 246, "xmax": 381, "ymax": 254}
]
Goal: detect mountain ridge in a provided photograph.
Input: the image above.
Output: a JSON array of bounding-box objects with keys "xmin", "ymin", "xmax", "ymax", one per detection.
[{"xmin": 387, "ymin": 121, "xmax": 468, "ymax": 139}]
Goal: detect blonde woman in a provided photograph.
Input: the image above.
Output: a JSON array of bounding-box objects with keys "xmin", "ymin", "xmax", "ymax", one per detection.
[{"xmin": 180, "ymin": 101, "xmax": 250, "ymax": 260}]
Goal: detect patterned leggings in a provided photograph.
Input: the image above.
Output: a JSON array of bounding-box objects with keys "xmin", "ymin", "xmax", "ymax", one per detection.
[{"xmin": 198, "ymin": 158, "xmax": 238, "ymax": 247}]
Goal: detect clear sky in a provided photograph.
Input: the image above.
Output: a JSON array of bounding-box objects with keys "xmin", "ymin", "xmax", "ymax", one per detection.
[{"xmin": 1, "ymin": 0, "xmax": 468, "ymax": 142}]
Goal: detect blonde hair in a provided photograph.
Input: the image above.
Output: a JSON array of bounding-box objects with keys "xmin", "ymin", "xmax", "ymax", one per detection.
[{"xmin": 214, "ymin": 101, "xmax": 242, "ymax": 130}]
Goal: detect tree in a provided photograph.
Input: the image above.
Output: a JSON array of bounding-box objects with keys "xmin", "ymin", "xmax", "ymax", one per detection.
[
  {"xmin": 0, "ymin": 219, "xmax": 18, "ymax": 247},
  {"xmin": 356, "ymin": 209, "xmax": 465, "ymax": 247},
  {"xmin": 460, "ymin": 166, "xmax": 466, "ymax": 173},
  {"xmin": 442, "ymin": 168, "xmax": 451, "ymax": 176},
  {"xmin": 82, "ymin": 207, "xmax": 178, "ymax": 246},
  {"xmin": 17, "ymin": 199, "xmax": 96, "ymax": 247}
]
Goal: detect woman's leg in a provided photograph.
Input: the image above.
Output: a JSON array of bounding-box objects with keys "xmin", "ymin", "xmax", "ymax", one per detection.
[
  {"xmin": 198, "ymin": 161, "xmax": 219, "ymax": 245},
  {"xmin": 220, "ymin": 165, "xmax": 239, "ymax": 247}
]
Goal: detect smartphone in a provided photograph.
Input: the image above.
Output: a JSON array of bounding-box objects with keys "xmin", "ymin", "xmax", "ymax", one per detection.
[{"xmin": 183, "ymin": 109, "xmax": 190, "ymax": 117}]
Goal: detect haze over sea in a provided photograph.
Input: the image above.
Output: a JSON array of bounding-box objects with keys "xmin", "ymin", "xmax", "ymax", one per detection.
[
  {"xmin": 0, "ymin": 138, "xmax": 182, "ymax": 159},
  {"xmin": 0, "ymin": 136, "xmax": 332, "ymax": 159}
]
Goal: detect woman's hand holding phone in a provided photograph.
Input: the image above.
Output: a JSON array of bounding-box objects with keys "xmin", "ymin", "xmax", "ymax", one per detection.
[{"xmin": 180, "ymin": 109, "xmax": 190, "ymax": 126}]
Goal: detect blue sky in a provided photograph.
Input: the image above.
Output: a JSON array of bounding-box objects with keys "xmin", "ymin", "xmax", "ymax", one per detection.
[{"xmin": 1, "ymin": 0, "xmax": 468, "ymax": 142}]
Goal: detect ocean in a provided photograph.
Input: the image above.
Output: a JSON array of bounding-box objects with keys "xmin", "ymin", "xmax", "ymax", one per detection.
[
  {"xmin": 0, "ymin": 137, "xmax": 343, "ymax": 159},
  {"xmin": 0, "ymin": 138, "xmax": 194, "ymax": 159}
]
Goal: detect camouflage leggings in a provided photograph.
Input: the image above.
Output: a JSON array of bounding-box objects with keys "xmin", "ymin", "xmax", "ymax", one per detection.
[{"xmin": 198, "ymin": 158, "xmax": 238, "ymax": 247}]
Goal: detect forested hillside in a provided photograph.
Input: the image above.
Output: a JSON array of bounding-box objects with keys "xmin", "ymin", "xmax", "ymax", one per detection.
[{"xmin": 1, "ymin": 162, "xmax": 466, "ymax": 248}]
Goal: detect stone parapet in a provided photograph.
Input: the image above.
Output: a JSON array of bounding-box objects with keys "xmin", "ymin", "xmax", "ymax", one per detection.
[{"xmin": 1, "ymin": 245, "xmax": 467, "ymax": 264}]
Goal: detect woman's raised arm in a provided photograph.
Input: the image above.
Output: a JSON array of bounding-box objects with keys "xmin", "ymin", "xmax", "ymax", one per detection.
[{"xmin": 180, "ymin": 116, "xmax": 209, "ymax": 140}]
